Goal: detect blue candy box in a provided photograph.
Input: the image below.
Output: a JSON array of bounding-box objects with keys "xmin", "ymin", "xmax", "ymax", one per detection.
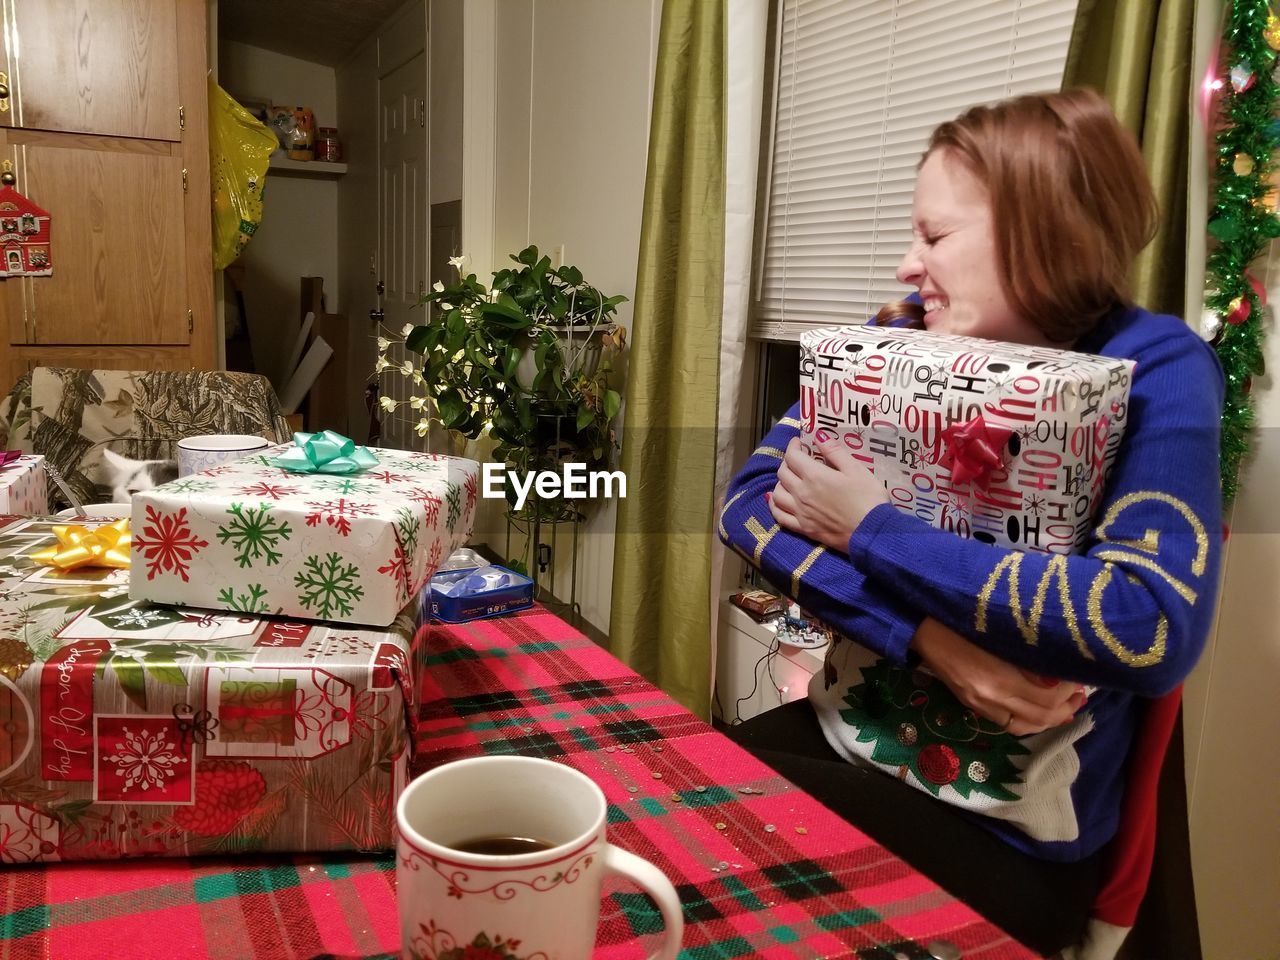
[{"xmin": 429, "ymin": 564, "xmax": 535, "ymax": 623}]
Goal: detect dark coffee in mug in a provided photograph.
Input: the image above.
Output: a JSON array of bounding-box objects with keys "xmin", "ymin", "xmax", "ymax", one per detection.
[{"xmin": 452, "ymin": 835, "xmax": 555, "ymax": 856}]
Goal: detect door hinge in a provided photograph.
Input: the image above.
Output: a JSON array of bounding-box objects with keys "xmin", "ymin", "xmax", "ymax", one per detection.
[
  {"xmin": 178, "ymin": 105, "xmax": 185, "ymax": 130},
  {"xmin": 182, "ymin": 168, "xmax": 188, "ymax": 193},
  {"xmin": 187, "ymin": 309, "xmax": 193, "ymax": 333}
]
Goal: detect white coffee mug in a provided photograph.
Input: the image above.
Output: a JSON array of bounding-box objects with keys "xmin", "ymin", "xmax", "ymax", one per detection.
[
  {"xmin": 176, "ymin": 434, "xmax": 271, "ymax": 477},
  {"xmin": 396, "ymin": 755, "xmax": 684, "ymax": 960}
]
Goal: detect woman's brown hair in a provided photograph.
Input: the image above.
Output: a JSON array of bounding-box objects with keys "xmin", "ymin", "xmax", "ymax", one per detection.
[{"xmin": 878, "ymin": 88, "xmax": 1158, "ymax": 342}]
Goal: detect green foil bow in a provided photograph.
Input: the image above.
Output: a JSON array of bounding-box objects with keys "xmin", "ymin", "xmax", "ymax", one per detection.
[{"xmin": 272, "ymin": 430, "xmax": 379, "ymax": 474}]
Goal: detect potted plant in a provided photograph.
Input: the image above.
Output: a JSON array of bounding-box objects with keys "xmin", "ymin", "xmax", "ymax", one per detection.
[{"xmin": 395, "ymin": 245, "xmax": 627, "ymax": 522}]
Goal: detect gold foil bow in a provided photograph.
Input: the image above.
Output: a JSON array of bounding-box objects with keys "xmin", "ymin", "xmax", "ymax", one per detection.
[{"xmin": 30, "ymin": 520, "xmax": 132, "ymax": 570}]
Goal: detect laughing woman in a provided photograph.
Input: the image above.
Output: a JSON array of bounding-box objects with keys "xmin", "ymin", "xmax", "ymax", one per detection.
[{"xmin": 718, "ymin": 89, "xmax": 1223, "ymax": 954}]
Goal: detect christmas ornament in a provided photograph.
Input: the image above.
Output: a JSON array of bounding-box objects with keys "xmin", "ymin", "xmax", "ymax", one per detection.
[
  {"xmin": 1265, "ymin": 12, "xmax": 1280, "ymax": 48},
  {"xmin": 1226, "ymin": 295, "xmax": 1251, "ymax": 325},
  {"xmin": 1234, "ymin": 151, "xmax": 1257, "ymax": 175},
  {"xmin": 1231, "ymin": 62, "xmax": 1256, "ymax": 91},
  {"xmin": 1201, "ymin": 308, "xmax": 1223, "ymax": 342},
  {"xmin": 967, "ymin": 760, "xmax": 990, "ymax": 784},
  {"xmin": 897, "ymin": 722, "xmax": 918, "ymax": 747},
  {"xmin": 0, "ymin": 180, "xmax": 52, "ymax": 277},
  {"xmin": 918, "ymin": 744, "xmax": 961, "ymax": 786},
  {"xmin": 0, "ymin": 637, "xmax": 33, "ymax": 681}
]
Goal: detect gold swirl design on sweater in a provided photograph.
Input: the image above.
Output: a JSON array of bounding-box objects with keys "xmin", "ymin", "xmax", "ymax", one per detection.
[{"xmin": 974, "ymin": 491, "xmax": 1206, "ymax": 668}]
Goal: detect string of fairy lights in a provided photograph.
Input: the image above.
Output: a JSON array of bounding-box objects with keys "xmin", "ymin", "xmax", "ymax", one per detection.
[{"xmin": 1203, "ymin": 1, "xmax": 1280, "ymax": 504}]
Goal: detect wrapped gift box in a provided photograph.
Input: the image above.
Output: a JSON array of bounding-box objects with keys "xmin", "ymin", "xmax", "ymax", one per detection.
[
  {"xmin": 0, "ymin": 516, "xmax": 415, "ymax": 862},
  {"xmin": 129, "ymin": 445, "xmax": 479, "ymax": 626},
  {"xmin": 429, "ymin": 565, "xmax": 534, "ymax": 623},
  {"xmin": 799, "ymin": 325, "xmax": 1134, "ymax": 554},
  {"xmin": 0, "ymin": 454, "xmax": 47, "ymax": 515}
]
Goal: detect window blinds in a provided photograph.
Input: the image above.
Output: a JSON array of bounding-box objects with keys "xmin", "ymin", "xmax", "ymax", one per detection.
[{"xmin": 753, "ymin": 0, "xmax": 1078, "ymax": 341}]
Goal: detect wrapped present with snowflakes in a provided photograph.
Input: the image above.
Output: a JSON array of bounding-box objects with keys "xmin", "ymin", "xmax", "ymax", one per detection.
[
  {"xmin": 0, "ymin": 515, "xmax": 416, "ymax": 862},
  {"xmin": 128, "ymin": 438, "xmax": 480, "ymax": 626},
  {"xmin": 799, "ymin": 325, "xmax": 1134, "ymax": 555},
  {"xmin": 0, "ymin": 453, "xmax": 47, "ymax": 516}
]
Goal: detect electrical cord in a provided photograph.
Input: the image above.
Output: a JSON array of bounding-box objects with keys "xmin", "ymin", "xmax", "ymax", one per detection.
[{"xmin": 732, "ymin": 634, "xmax": 782, "ymax": 725}]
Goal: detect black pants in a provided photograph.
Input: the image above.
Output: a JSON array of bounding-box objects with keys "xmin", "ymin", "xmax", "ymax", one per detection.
[{"xmin": 726, "ymin": 699, "xmax": 1101, "ymax": 956}]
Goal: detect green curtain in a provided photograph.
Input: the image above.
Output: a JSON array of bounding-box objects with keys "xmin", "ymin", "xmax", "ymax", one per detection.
[
  {"xmin": 608, "ymin": 0, "xmax": 725, "ymax": 717},
  {"xmin": 1063, "ymin": 0, "xmax": 1197, "ymax": 317}
]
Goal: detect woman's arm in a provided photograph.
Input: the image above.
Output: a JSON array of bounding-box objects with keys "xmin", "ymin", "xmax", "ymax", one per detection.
[
  {"xmin": 719, "ymin": 402, "xmax": 923, "ymax": 662},
  {"xmin": 846, "ymin": 325, "xmax": 1224, "ymax": 696}
]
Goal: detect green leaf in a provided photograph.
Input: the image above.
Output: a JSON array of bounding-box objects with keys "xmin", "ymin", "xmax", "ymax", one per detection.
[
  {"xmin": 479, "ymin": 300, "xmax": 530, "ymax": 327},
  {"xmin": 446, "ymin": 307, "xmax": 466, "ymax": 338},
  {"xmin": 110, "ymin": 658, "xmax": 148, "ymax": 711},
  {"xmin": 576, "ymin": 404, "xmax": 595, "ymax": 431},
  {"xmin": 144, "ymin": 662, "xmax": 189, "ymax": 685},
  {"xmin": 504, "ymin": 344, "xmax": 520, "ymax": 378},
  {"xmin": 603, "ymin": 389, "xmax": 622, "ymax": 419},
  {"xmin": 437, "ymin": 389, "xmax": 468, "ymax": 428},
  {"xmin": 406, "ymin": 325, "xmax": 433, "ymax": 354}
]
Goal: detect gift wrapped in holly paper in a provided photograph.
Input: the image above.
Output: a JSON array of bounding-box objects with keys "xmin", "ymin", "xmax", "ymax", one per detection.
[
  {"xmin": 799, "ymin": 326, "xmax": 1134, "ymax": 554},
  {"xmin": 0, "ymin": 452, "xmax": 47, "ymax": 516},
  {"xmin": 0, "ymin": 515, "xmax": 415, "ymax": 861},
  {"xmin": 129, "ymin": 434, "xmax": 479, "ymax": 626}
]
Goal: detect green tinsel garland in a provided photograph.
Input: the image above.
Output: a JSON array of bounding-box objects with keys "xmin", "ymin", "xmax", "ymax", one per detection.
[{"xmin": 1206, "ymin": 0, "xmax": 1280, "ymax": 504}]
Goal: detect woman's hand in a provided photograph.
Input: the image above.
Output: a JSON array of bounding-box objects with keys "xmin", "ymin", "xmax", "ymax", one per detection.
[
  {"xmin": 910, "ymin": 616, "xmax": 1086, "ymax": 736},
  {"xmin": 770, "ymin": 437, "xmax": 890, "ymax": 552}
]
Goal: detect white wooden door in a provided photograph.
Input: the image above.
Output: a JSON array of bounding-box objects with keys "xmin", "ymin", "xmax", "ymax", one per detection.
[{"xmin": 377, "ymin": 51, "xmax": 428, "ymax": 450}]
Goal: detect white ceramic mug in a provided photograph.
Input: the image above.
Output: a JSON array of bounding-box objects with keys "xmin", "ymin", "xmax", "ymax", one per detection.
[
  {"xmin": 396, "ymin": 755, "xmax": 684, "ymax": 960},
  {"xmin": 176, "ymin": 434, "xmax": 271, "ymax": 477}
]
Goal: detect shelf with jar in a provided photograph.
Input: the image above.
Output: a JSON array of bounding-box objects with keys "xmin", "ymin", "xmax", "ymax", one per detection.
[{"xmin": 267, "ymin": 154, "xmax": 348, "ymax": 178}]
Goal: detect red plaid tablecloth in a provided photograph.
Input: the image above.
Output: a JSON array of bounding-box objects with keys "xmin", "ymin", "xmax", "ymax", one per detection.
[{"xmin": 0, "ymin": 607, "xmax": 1040, "ymax": 959}]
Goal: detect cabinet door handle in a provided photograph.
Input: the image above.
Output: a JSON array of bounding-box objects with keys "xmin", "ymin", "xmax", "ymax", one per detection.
[
  {"xmin": 1, "ymin": 160, "xmax": 15, "ymax": 187},
  {"xmin": 0, "ymin": 73, "xmax": 9, "ymax": 114}
]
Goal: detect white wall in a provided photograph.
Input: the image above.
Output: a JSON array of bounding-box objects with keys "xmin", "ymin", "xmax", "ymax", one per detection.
[
  {"xmin": 219, "ymin": 41, "xmax": 340, "ymax": 390},
  {"xmin": 487, "ymin": 0, "xmax": 661, "ymax": 633},
  {"xmin": 1184, "ymin": 255, "xmax": 1280, "ymax": 959}
]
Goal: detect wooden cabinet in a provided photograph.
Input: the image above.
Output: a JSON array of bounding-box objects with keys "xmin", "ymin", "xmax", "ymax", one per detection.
[{"xmin": 0, "ymin": 0, "xmax": 214, "ymax": 386}]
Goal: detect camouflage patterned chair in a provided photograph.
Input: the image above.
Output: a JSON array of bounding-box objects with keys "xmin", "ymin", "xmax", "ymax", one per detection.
[{"xmin": 0, "ymin": 368, "xmax": 290, "ymax": 508}]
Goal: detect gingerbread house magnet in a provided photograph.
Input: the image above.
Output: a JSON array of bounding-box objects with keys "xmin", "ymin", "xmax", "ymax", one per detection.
[{"xmin": 0, "ymin": 185, "xmax": 51, "ymax": 277}]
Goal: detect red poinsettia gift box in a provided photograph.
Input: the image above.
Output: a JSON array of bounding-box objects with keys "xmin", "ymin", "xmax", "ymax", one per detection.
[
  {"xmin": 0, "ymin": 516, "xmax": 415, "ymax": 861},
  {"xmin": 128, "ymin": 443, "xmax": 479, "ymax": 626}
]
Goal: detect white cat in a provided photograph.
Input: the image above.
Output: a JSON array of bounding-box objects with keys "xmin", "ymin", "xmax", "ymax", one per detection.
[{"xmin": 99, "ymin": 448, "xmax": 178, "ymax": 503}]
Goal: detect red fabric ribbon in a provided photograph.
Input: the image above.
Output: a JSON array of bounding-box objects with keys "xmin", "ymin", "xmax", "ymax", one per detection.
[
  {"xmin": 0, "ymin": 451, "xmax": 22, "ymax": 468},
  {"xmin": 937, "ymin": 415, "xmax": 1013, "ymax": 488}
]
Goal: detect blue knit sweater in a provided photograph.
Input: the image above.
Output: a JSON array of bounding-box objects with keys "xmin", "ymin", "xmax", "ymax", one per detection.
[{"xmin": 719, "ymin": 305, "xmax": 1224, "ymax": 860}]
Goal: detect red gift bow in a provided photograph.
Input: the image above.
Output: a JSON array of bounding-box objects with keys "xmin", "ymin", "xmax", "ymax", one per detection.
[
  {"xmin": 937, "ymin": 415, "xmax": 1013, "ymax": 487},
  {"xmin": 0, "ymin": 451, "xmax": 21, "ymax": 468}
]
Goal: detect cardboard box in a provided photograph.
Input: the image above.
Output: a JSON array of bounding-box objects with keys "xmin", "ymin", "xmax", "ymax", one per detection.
[
  {"xmin": 129, "ymin": 445, "xmax": 478, "ymax": 626},
  {"xmin": 0, "ymin": 454, "xmax": 47, "ymax": 515},
  {"xmin": 0, "ymin": 516, "xmax": 415, "ymax": 861},
  {"xmin": 799, "ymin": 325, "xmax": 1134, "ymax": 554}
]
